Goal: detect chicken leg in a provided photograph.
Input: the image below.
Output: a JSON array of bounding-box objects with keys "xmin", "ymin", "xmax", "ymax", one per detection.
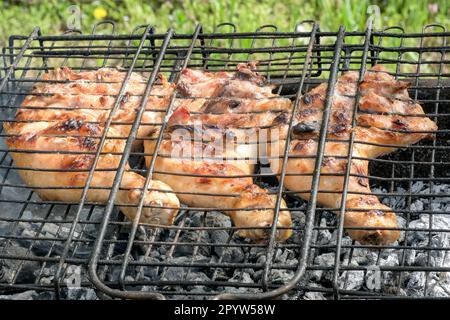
[
  {"xmin": 4, "ymin": 67, "xmax": 180, "ymax": 225},
  {"xmin": 269, "ymin": 65, "xmax": 437, "ymax": 244}
]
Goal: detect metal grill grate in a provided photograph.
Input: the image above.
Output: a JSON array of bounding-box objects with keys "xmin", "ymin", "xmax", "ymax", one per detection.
[{"xmin": 0, "ymin": 21, "xmax": 449, "ymax": 300}]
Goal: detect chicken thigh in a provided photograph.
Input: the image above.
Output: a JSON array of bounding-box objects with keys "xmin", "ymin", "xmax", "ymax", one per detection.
[
  {"xmin": 4, "ymin": 67, "xmax": 180, "ymax": 225},
  {"xmin": 144, "ymin": 63, "xmax": 293, "ymax": 241}
]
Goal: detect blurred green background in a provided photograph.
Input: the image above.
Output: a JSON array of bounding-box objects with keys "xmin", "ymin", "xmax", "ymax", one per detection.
[{"xmin": 0, "ymin": 0, "xmax": 449, "ymax": 47}]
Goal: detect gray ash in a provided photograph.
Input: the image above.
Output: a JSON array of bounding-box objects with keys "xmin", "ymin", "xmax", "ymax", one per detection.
[
  {"xmin": 3, "ymin": 177, "xmax": 449, "ymax": 299},
  {"xmin": 303, "ymin": 182, "xmax": 450, "ymax": 299}
]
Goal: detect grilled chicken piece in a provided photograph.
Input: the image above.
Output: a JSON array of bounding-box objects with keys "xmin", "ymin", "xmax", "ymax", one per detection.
[
  {"xmin": 4, "ymin": 67, "xmax": 180, "ymax": 225},
  {"xmin": 144, "ymin": 63, "xmax": 293, "ymax": 241},
  {"xmin": 269, "ymin": 65, "xmax": 437, "ymax": 244},
  {"xmin": 177, "ymin": 62, "xmax": 275, "ymax": 99},
  {"xmin": 145, "ymin": 137, "xmax": 292, "ymax": 240},
  {"xmin": 23, "ymin": 67, "xmax": 175, "ymax": 149}
]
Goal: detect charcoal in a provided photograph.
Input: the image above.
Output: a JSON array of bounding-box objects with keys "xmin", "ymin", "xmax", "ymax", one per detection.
[
  {"xmin": 186, "ymin": 272, "xmax": 210, "ymax": 282},
  {"xmin": 210, "ymin": 229, "xmax": 229, "ymax": 246},
  {"xmin": 0, "ymin": 243, "xmax": 40, "ymax": 284},
  {"xmin": 189, "ymin": 211, "xmax": 232, "ymax": 229},
  {"xmin": 273, "ymin": 249, "xmax": 283, "ymax": 262},
  {"xmin": 0, "ymin": 186, "xmax": 33, "ymax": 219},
  {"xmin": 2, "ymin": 143, "xmax": 450, "ymax": 301},
  {"xmin": 230, "ymin": 270, "xmax": 253, "ymax": 284},
  {"xmin": 0, "ymin": 221, "xmax": 9, "ymax": 235},
  {"xmin": 162, "ymin": 266, "xmax": 186, "ymax": 282},
  {"xmin": 212, "ymin": 238, "xmax": 244, "ymax": 263},
  {"xmin": 380, "ymin": 252, "xmax": 400, "ymax": 267},
  {"xmin": 210, "ymin": 229, "xmax": 243, "ymax": 263},
  {"xmin": 347, "ymin": 247, "xmax": 378, "ymax": 266},
  {"xmin": 431, "ymin": 202, "xmax": 441, "ymax": 211},
  {"xmin": 34, "ymin": 291, "xmax": 56, "ymax": 300},
  {"xmin": 310, "ymin": 252, "xmax": 335, "ymax": 282},
  {"xmin": 252, "ymin": 270, "xmax": 263, "ymax": 282},
  {"xmin": 205, "ymin": 211, "xmax": 232, "ymax": 228},
  {"xmin": 374, "ymin": 185, "xmax": 407, "ymax": 209},
  {"xmin": 104, "ymin": 255, "xmax": 135, "ymax": 283},
  {"xmin": 185, "ymin": 272, "xmax": 211, "ymax": 291},
  {"xmin": 138, "ymin": 285, "xmax": 158, "ymax": 296},
  {"xmin": 405, "ymin": 249, "xmax": 417, "ymax": 266},
  {"xmin": 270, "ymin": 269, "xmax": 294, "ymax": 284},
  {"xmin": 160, "ymin": 256, "xmax": 209, "ymax": 282},
  {"xmin": 397, "ymin": 215, "xmax": 407, "ymax": 242},
  {"xmin": 316, "ymin": 218, "xmax": 333, "ymax": 245},
  {"xmin": 15, "ymin": 221, "xmax": 78, "ymax": 257},
  {"xmin": 248, "ymin": 246, "xmax": 266, "ymax": 260},
  {"xmin": 83, "ymin": 206, "xmax": 108, "ymax": 238},
  {"xmin": 241, "ymin": 268, "xmax": 256, "ymax": 278},
  {"xmin": 225, "ymin": 271, "xmax": 258, "ymax": 294},
  {"xmin": 174, "ymin": 230, "xmax": 211, "ymax": 257},
  {"xmin": 136, "ymin": 256, "xmax": 159, "ymax": 280},
  {"xmin": 220, "ymin": 247, "xmax": 245, "ymax": 263},
  {"xmin": 211, "ymin": 267, "xmax": 229, "ymax": 281},
  {"xmin": 186, "ymin": 213, "xmax": 201, "ymax": 227},
  {"xmin": 217, "ymin": 286, "xmax": 257, "ymax": 294},
  {"xmin": 63, "ymin": 288, "xmax": 98, "ymax": 300},
  {"xmin": 149, "ymin": 249, "xmax": 160, "ymax": 259},
  {"xmin": 411, "ymin": 181, "xmax": 425, "ymax": 193},
  {"xmin": 37, "ymin": 264, "xmax": 58, "ymax": 285},
  {"xmin": 291, "ymin": 210, "xmax": 306, "ymax": 226},
  {"xmin": 0, "ymin": 290, "xmax": 38, "ymax": 300},
  {"xmin": 256, "ymin": 255, "xmax": 266, "ymax": 265},
  {"xmin": 158, "ymin": 246, "xmax": 167, "ymax": 256},
  {"xmin": 406, "ymin": 214, "xmax": 450, "ymax": 246},
  {"xmin": 36, "ymin": 264, "xmax": 91, "ymax": 296},
  {"xmin": 414, "ymin": 252, "xmax": 429, "ymax": 266},
  {"xmin": 410, "ymin": 200, "xmax": 424, "ymax": 212},
  {"xmin": 406, "ymin": 272, "xmax": 427, "ymax": 296},
  {"xmin": 339, "ymin": 270, "xmax": 364, "ymax": 291},
  {"xmin": 427, "ymin": 274, "xmax": 450, "ymax": 297},
  {"xmin": 303, "ymin": 290, "xmax": 327, "ymax": 300},
  {"xmin": 329, "ymin": 230, "xmax": 353, "ymax": 249},
  {"xmin": 275, "ymin": 249, "xmax": 298, "ymax": 267}
]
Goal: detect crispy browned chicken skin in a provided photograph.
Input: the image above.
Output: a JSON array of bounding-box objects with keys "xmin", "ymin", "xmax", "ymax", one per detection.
[
  {"xmin": 4, "ymin": 67, "xmax": 180, "ymax": 225},
  {"xmin": 144, "ymin": 64, "xmax": 293, "ymax": 241},
  {"xmin": 269, "ymin": 65, "xmax": 437, "ymax": 244}
]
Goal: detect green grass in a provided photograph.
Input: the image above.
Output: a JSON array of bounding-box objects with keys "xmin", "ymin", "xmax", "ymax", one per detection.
[{"xmin": 0, "ymin": 0, "xmax": 448, "ymax": 47}]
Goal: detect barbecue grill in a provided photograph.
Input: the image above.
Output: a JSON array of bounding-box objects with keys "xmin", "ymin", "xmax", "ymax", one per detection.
[{"xmin": 0, "ymin": 20, "xmax": 449, "ymax": 300}]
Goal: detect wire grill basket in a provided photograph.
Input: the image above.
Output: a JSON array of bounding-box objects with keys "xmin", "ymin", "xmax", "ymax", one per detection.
[{"xmin": 0, "ymin": 21, "xmax": 449, "ymax": 300}]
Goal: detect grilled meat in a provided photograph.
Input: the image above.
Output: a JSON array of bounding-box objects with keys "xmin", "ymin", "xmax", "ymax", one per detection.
[
  {"xmin": 4, "ymin": 67, "xmax": 180, "ymax": 225},
  {"xmin": 144, "ymin": 63, "xmax": 293, "ymax": 241},
  {"xmin": 6, "ymin": 63, "xmax": 437, "ymax": 245},
  {"xmin": 269, "ymin": 65, "xmax": 438, "ymax": 244}
]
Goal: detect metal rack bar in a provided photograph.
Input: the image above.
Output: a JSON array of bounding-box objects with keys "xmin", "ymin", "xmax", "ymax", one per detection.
[
  {"xmin": 53, "ymin": 25, "xmax": 156, "ymax": 296},
  {"xmin": 87, "ymin": 25, "xmax": 202, "ymax": 299},
  {"xmin": 215, "ymin": 22, "xmax": 323, "ymax": 300},
  {"xmin": 331, "ymin": 19, "xmax": 373, "ymax": 300}
]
